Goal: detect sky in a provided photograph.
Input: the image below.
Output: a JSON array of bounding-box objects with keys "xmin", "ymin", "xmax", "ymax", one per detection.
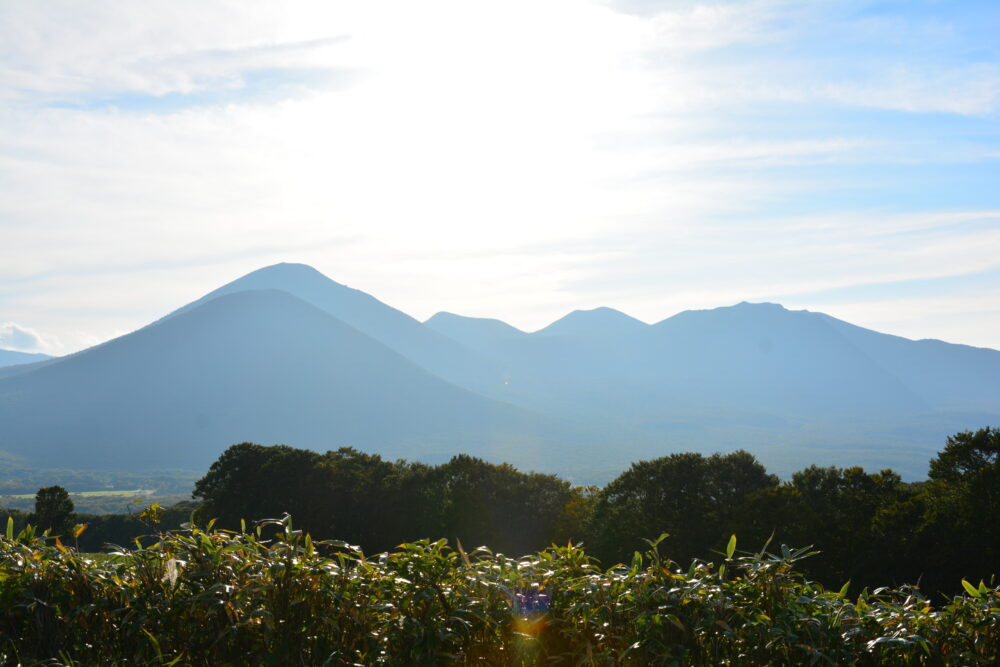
[{"xmin": 1, "ymin": 0, "xmax": 998, "ymax": 355}]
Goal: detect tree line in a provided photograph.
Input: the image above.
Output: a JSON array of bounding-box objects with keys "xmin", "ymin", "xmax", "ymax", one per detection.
[{"xmin": 8, "ymin": 427, "xmax": 999, "ymax": 598}]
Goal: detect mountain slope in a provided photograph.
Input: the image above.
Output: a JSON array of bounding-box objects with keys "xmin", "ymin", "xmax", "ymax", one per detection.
[
  {"xmin": 418, "ymin": 301, "xmax": 998, "ymax": 478},
  {"xmin": 425, "ymin": 312, "xmax": 527, "ymax": 355},
  {"xmin": 161, "ymin": 263, "xmax": 506, "ymax": 395},
  {"xmin": 0, "ymin": 289, "xmax": 549, "ymax": 471},
  {"xmin": 436, "ymin": 302, "xmax": 931, "ymax": 418},
  {"xmin": 818, "ymin": 314, "xmax": 1000, "ymax": 412},
  {"xmin": 534, "ymin": 307, "xmax": 649, "ymax": 338},
  {"xmin": 0, "ymin": 349, "xmax": 51, "ymax": 369},
  {"xmin": 4, "ymin": 263, "xmax": 998, "ymax": 482},
  {"xmin": 643, "ymin": 302, "xmax": 929, "ymax": 415}
]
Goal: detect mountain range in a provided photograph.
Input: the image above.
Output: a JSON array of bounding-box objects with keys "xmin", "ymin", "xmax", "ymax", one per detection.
[
  {"xmin": 1, "ymin": 263, "xmax": 997, "ymax": 482},
  {"xmin": 0, "ymin": 349, "xmax": 50, "ymax": 369}
]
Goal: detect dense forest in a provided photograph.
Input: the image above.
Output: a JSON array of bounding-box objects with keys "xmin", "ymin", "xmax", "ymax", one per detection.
[{"xmin": 6, "ymin": 427, "xmax": 998, "ymax": 599}]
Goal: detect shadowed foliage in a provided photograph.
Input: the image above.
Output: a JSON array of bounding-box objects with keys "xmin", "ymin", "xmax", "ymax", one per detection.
[
  {"xmin": 1, "ymin": 518, "xmax": 998, "ymax": 665},
  {"xmin": 31, "ymin": 485, "xmax": 74, "ymax": 536}
]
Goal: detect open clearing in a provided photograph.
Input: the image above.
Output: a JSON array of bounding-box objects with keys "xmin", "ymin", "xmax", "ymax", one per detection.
[{"xmin": 1, "ymin": 489, "xmax": 151, "ymax": 500}]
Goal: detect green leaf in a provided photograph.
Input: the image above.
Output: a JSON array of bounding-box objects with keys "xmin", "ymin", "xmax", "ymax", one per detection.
[
  {"xmin": 641, "ymin": 533, "xmax": 670, "ymax": 549},
  {"xmin": 5, "ymin": 516, "xmax": 11, "ymax": 541},
  {"xmin": 726, "ymin": 534, "xmax": 737, "ymax": 560},
  {"xmin": 142, "ymin": 627, "xmax": 163, "ymax": 661},
  {"xmin": 961, "ymin": 579, "xmax": 982, "ymax": 598},
  {"xmin": 838, "ymin": 580, "xmax": 851, "ymax": 598},
  {"xmin": 456, "ymin": 538, "xmax": 471, "ymax": 567}
]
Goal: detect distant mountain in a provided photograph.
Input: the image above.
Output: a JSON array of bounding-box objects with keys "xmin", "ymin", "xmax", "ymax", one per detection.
[
  {"xmin": 0, "ymin": 289, "xmax": 554, "ymax": 471},
  {"xmin": 425, "ymin": 312, "xmax": 527, "ymax": 355},
  {"xmin": 426, "ymin": 300, "xmax": 1000, "ymax": 477},
  {"xmin": 0, "ymin": 349, "xmax": 51, "ymax": 369},
  {"xmin": 433, "ymin": 300, "xmax": 933, "ymax": 415},
  {"xmin": 162, "ymin": 263, "xmax": 507, "ymax": 395},
  {"xmin": 2, "ymin": 264, "xmax": 998, "ymax": 481},
  {"xmin": 440, "ymin": 300, "xmax": 985, "ymax": 418},
  {"xmin": 534, "ymin": 307, "xmax": 649, "ymax": 338},
  {"xmin": 642, "ymin": 302, "xmax": 928, "ymax": 415},
  {"xmin": 817, "ymin": 313, "xmax": 1000, "ymax": 413}
]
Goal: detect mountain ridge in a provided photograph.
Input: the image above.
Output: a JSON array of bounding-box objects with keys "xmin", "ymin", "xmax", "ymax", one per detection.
[
  {"xmin": 534, "ymin": 306, "xmax": 649, "ymax": 338},
  {"xmin": 2, "ymin": 263, "xmax": 997, "ymax": 482},
  {"xmin": 0, "ymin": 348, "xmax": 52, "ymax": 369},
  {"xmin": 0, "ymin": 288, "xmax": 554, "ymax": 471},
  {"xmin": 158, "ymin": 262, "xmax": 506, "ymax": 396}
]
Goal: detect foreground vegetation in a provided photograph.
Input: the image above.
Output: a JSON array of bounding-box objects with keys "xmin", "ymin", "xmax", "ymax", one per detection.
[
  {"xmin": 1, "ymin": 516, "xmax": 998, "ymax": 666},
  {"xmin": 6, "ymin": 427, "xmax": 1000, "ymax": 601},
  {"xmin": 187, "ymin": 427, "xmax": 1000, "ymax": 598}
]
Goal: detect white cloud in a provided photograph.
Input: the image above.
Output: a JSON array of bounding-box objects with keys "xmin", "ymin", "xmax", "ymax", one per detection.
[
  {"xmin": 0, "ymin": 322, "xmax": 57, "ymax": 353},
  {"xmin": 820, "ymin": 64, "xmax": 1000, "ymax": 117},
  {"xmin": 0, "ymin": 2, "xmax": 360, "ymax": 103}
]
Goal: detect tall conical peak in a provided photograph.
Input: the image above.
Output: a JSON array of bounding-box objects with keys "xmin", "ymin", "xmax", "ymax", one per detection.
[{"xmin": 240, "ymin": 262, "xmax": 336, "ymax": 283}]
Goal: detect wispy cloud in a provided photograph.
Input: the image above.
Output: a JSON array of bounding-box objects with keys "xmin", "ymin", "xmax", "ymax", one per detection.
[
  {"xmin": 818, "ymin": 63, "xmax": 1000, "ymax": 117},
  {"xmin": 46, "ymin": 67, "xmax": 358, "ymax": 112},
  {"xmin": 0, "ymin": 322, "xmax": 57, "ymax": 353},
  {"xmin": 0, "ymin": 3, "xmax": 356, "ymax": 107},
  {"xmin": 0, "ymin": 0, "xmax": 998, "ymax": 352}
]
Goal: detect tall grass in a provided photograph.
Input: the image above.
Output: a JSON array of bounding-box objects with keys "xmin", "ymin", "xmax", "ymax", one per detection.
[{"xmin": 1, "ymin": 516, "xmax": 997, "ymax": 665}]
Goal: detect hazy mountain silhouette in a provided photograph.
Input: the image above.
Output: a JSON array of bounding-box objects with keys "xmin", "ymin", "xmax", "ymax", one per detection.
[
  {"xmin": 431, "ymin": 301, "xmax": 930, "ymax": 415},
  {"xmin": 427, "ymin": 300, "xmax": 1000, "ymax": 477},
  {"xmin": 0, "ymin": 289, "xmax": 554, "ymax": 471},
  {"xmin": 817, "ymin": 313, "xmax": 1000, "ymax": 413},
  {"xmin": 2, "ymin": 264, "xmax": 997, "ymax": 481},
  {"xmin": 435, "ymin": 300, "xmax": 983, "ymax": 418},
  {"xmin": 0, "ymin": 349, "xmax": 51, "ymax": 369},
  {"xmin": 534, "ymin": 307, "xmax": 649, "ymax": 338},
  {"xmin": 642, "ymin": 302, "xmax": 928, "ymax": 415},
  {"xmin": 424, "ymin": 312, "xmax": 527, "ymax": 355},
  {"xmin": 162, "ymin": 263, "xmax": 506, "ymax": 395}
]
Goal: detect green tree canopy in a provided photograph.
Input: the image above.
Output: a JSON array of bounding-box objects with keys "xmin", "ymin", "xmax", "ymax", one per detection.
[
  {"xmin": 589, "ymin": 450, "xmax": 777, "ymax": 565},
  {"xmin": 918, "ymin": 426, "xmax": 1000, "ymax": 592},
  {"xmin": 32, "ymin": 485, "xmax": 75, "ymax": 535},
  {"xmin": 929, "ymin": 426, "xmax": 1000, "ymax": 482},
  {"xmin": 433, "ymin": 454, "xmax": 574, "ymax": 556},
  {"xmin": 193, "ymin": 442, "xmax": 324, "ymax": 530}
]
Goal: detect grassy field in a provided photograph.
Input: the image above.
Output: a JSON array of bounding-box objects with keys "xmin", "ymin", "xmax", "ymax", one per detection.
[
  {"xmin": 1, "ymin": 488, "xmax": 149, "ymax": 499},
  {"xmin": 0, "ymin": 490, "xmax": 188, "ymax": 515}
]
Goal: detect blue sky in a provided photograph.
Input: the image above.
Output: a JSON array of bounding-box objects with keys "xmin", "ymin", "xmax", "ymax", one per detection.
[{"xmin": 1, "ymin": 0, "xmax": 998, "ymax": 354}]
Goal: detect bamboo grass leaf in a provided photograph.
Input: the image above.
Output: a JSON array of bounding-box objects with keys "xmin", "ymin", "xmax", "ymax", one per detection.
[{"xmin": 962, "ymin": 579, "xmax": 982, "ymax": 598}]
